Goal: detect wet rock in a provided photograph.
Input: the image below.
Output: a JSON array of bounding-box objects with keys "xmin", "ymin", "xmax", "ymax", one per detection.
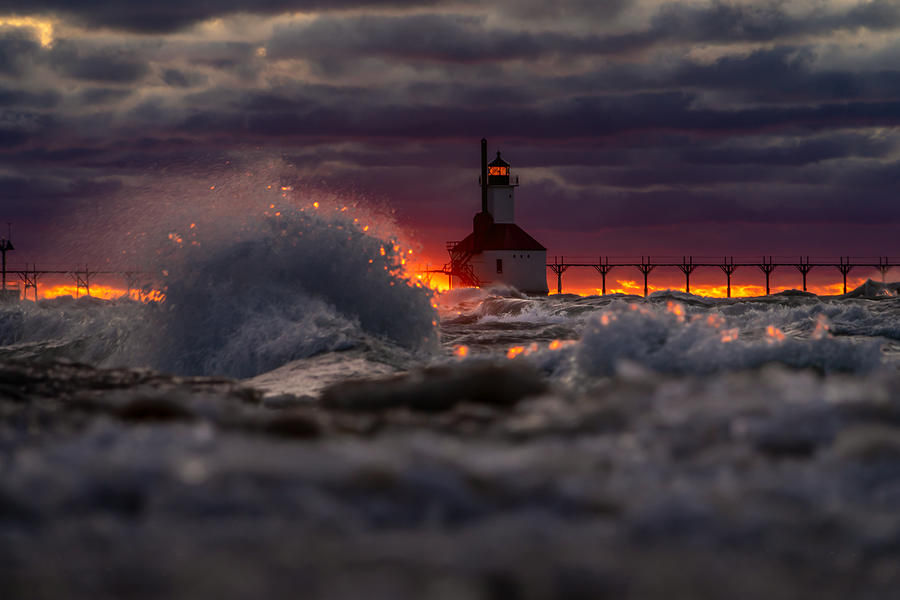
[
  {"xmin": 833, "ymin": 425, "xmax": 900, "ymax": 462},
  {"xmin": 114, "ymin": 396, "xmax": 195, "ymax": 422},
  {"xmin": 320, "ymin": 363, "xmax": 546, "ymax": 412},
  {"xmin": 329, "ymin": 412, "xmax": 382, "ymax": 435},
  {"xmin": 262, "ymin": 410, "xmax": 323, "ymax": 439},
  {"xmin": 0, "ymin": 488, "xmax": 39, "ymax": 523},
  {"xmin": 261, "ymin": 393, "xmax": 315, "ymax": 409},
  {"xmin": 755, "ymin": 434, "xmax": 818, "ymax": 459}
]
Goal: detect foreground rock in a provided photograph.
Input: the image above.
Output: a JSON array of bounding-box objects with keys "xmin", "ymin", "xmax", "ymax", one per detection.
[
  {"xmin": 1, "ymin": 359, "xmax": 900, "ymax": 599},
  {"xmin": 320, "ymin": 362, "xmax": 547, "ymax": 411}
]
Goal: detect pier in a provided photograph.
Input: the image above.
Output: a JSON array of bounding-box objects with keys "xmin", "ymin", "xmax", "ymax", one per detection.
[
  {"xmin": 546, "ymin": 256, "xmax": 899, "ymax": 296},
  {"xmin": 0, "ymin": 263, "xmax": 147, "ymax": 301}
]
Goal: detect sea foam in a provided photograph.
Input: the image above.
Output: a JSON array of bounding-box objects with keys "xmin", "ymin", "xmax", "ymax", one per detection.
[{"xmin": 574, "ymin": 299, "xmax": 884, "ymax": 377}]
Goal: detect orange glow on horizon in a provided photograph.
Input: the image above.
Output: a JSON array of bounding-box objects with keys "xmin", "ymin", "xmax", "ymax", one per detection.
[
  {"xmin": 414, "ymin": 272, "xmax": 876, "ymax": 298},
  {"xmin": 408, "ymin": 248, "xmax": 881, "ymax": 299},
  {"xmin": 413, "ymin": 270, "xmax": 450, "ymax": 293},
  {"xmin": 37, "ymin": 285, "xmax": 165, "ymax": 302},
  {"xmin": 552, "ymin": 276, "xmax": 875, "ymax": 298}
]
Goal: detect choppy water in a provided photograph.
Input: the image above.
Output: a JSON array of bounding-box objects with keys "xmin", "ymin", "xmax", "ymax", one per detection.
[
  {"xmin": 2, "ymin": 277, "xmax": 898, "ymax": 390},
  {"xmin": 3, "ymin": 210, "xmax": 900, "ymax": 599}
]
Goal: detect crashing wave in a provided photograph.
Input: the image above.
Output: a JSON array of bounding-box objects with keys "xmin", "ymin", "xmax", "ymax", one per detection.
[
  {"xmin": 841, "ymin": 279, "xmax": 899, "ymax": 299},
  {"xmin": 0, "ymin": 208, "xmax": 439, "ymax": 378}
]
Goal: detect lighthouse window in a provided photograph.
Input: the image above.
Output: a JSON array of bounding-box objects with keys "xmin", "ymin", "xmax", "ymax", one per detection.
[
  {"xmin": 489, "ymin": 166, "xmax": 508, "ymax": 176},
  {"xmin": 496, "ymin": 259, "xmax": 503, "ymax": 274}
]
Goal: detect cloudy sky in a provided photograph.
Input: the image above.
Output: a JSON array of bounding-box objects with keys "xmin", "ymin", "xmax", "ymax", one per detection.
[{"xmin": 1, "ymin": 0, "xmax": 899, "ymax": 291}]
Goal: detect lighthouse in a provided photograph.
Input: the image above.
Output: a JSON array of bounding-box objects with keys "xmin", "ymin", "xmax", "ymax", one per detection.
[{"xmin": 445, "ymin": 139, "xmax": 549, "ymax": 295}]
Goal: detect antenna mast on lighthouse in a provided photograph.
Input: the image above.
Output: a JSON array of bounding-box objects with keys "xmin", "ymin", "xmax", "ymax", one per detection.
[
  {"xmin": 0, "ymin": 222, "xmax": 12, "ymax": 293},
  {"xmin": 481, "ymin": 138, "xmax": 488, "ymax": 214}
]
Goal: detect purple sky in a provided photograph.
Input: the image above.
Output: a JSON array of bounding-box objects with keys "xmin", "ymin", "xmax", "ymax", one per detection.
[{"xmin": 0, "ymin": 1, "xmax": 899, "ymax": 275}]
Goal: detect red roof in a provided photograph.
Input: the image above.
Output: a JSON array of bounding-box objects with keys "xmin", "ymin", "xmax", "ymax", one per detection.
[{"xmin": 453, "ymin": 223, "xmax": 546, "ymax": 252}]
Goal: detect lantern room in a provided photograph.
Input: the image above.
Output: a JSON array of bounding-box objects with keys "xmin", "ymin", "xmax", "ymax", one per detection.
[
  {"xmin": 488, "ymin": 151, "xmax": 512, "ymax": 185},
  {"xmin": 485, "ymin": 149, "xmax": 517, "ymax": 223}
]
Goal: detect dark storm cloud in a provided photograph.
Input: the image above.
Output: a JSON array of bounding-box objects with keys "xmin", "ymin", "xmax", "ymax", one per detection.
[
  {"xmin": 11, "ymin": 146, "xmax": 107, "ymax": 166},
  {"xmin": 1, "ymin": 1, "xmax": 899, "ymax": 260},
  {"xmin": 0, "ymin": 29, "xmax": 41, "ymax": 76},
  {"xmin": 670, "ymin": 46, "xmax": 900, "ymax": 102},
  {"xmin": 184, "ymin": 41, "xmax": 259, "ymax": 71},
  {"xmin": 553, "ymin": 155, "xmax": 900, "ymax": 190},
  {"xmin": 0, "ymin": 0, "xmax": 459, "ymax": 33},
  {"xmin": 0, "ymin": 85, "xmax": 59, "ymax": 108},
  {"xmin": 48, "ymin": 40, "xmax": 148, "ymax": 83},
  {"xmin": 162, "ymin": 88, "xmax": 900, "ymax": 142},
  {"xmin": 648, "ymin": 0, "xmax": 900, "ymax": 44},
  {"xmin": 77, "ymin": 87, "xmax": 132, "ymax": 105},
  {"xmin": 161, "ymin": 68, "xmax": 207, "ymax": 88},
  {"xmin": 501, "ymin": 0, "xmax": 628, "ymax": 19},
  {"xmin": 267, "ymin": 14, "xmax": 547, "ymax": 63},
  {"xmin": 265, "ymin": 1, "xmax": 900, "ymax": 65},
  {"xmin": 0, "ymin": 173, "xmax": 123, "ymax": 221},
  {"xmin": 680, "ymin": 133, "xmax": 895, "ymax": 167},
  {"xmin": 0, "ymin": 126, "xmax": 27, "ymax": 147},
  {"xmin": 516, "ymin": 178, "xmax": 900, "ymax": 231},
  {"xmin": 0, "ymin": 108, "xmax": 57, "ymax": 146},
  {"xmin": 263, "ymin": 13, "xmax": 659, "ymax": 64},
  {"xmin": 0, "ymin": 0, "xmax": 628, "ymax": 35}
]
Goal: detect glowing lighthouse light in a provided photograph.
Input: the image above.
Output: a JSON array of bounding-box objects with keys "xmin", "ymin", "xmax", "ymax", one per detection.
[
  {"xmin": 444, "ymin": 139, "xmax": 549, "ymax": 295},
  {"xmin": 489, "ymin": 159, "xmax": 509, "ymax": 177}
]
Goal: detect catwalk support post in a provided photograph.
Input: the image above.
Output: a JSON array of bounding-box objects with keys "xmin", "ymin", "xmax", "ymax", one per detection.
[
  {"xmin": 837, "ymin": 257, "xmax": 853, "ymax": 294},
  {"xmin": 719, "ymin": 257, "xmax": 737, "ymax": 298},
  {"xmin": 795, "ymin": 257, "xmax": 813, "ymax": 292},
  {"xmin": 637, "ymin": 256, "xmax": 655, "ymax": 298},
  {"xmin": 677, "ymin": 256, "xmax": 696, "ymax": 294},
  {"xmin": 549, "ymin": 256, "xmax": 569, "ymax": 294},
  {"xmin": 593, "ymin": 257, "xmax": 614, "ymax": 295},
  {"xmin": 71, "ymin": 265, "xmax": 95, "ymax": 298},
  {"xmin": 877, "ymin": 257, "xmax": 890, "ymax": 283},
  {"xmin": 18, "ymin": 263, "xmax": 40, "ymax": 302},
  {"xmin": 758, "ymin": 256, "xmax": 776, "ymax": 295}
]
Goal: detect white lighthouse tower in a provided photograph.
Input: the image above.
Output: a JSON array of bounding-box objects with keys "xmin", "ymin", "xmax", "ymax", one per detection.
[{"xmin": 446, "ymin": 139, "xmax": 549, "ymax": 295}]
